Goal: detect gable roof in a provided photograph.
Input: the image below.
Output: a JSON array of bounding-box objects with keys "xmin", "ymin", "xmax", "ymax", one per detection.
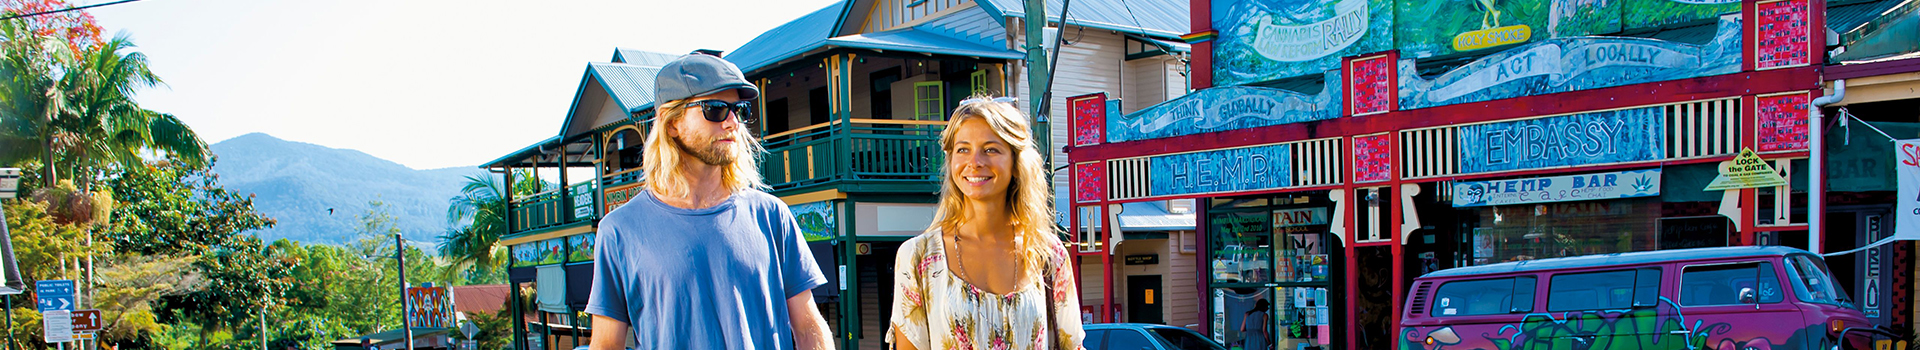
[
  {"xmin": 974, "ymin": 0, "xmax": 1189, "ymax": 39},
  {"xmin": 726, "ymin": 2, "xmax": 848, "ymax": 75},
  {"xmin": 557, "ymin": 62, "xmax": 661, "ymax": 140},
  {"xmin": 612, "ymin": 48, "xmax": 682, "ymax": 67}
]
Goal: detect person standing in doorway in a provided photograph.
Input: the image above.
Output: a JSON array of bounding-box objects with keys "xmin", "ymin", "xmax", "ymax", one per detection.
[
  {"xmin": 886, "ymin": 96, "xmax": 1085, "ymax": 350},
  {"xmin": 1239, "ymin": 298, "xmax": 1271, "ymax": 350},
  {"xmin": 585, "ymin": 51, "xmax": 832, "ymax": 350}
]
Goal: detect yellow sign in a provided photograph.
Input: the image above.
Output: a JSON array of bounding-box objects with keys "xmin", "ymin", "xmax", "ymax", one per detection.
[
  {"xmin": 1453, "ymin": 25, "xmax": 1532, "ymax": 51},
  {"xmin": 1705, "ymin": 148, "xmax": 1788, "ymax": 190}
]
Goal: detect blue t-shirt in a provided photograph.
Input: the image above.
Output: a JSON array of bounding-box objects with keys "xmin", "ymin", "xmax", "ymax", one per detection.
[{"xmin": 585, "ymin": 189, "xmax": 827, "ymax": 349}]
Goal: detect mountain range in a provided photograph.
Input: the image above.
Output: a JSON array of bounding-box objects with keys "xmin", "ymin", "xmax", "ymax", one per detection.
[{"xmin": 210, "ymin": 133, "xmax": 487, "ymax": 247}]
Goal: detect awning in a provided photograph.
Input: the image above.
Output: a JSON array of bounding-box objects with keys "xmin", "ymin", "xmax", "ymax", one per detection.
[{"xmin": 1070, "ymin": 201, "xmax": 1197, "ymax": 231}]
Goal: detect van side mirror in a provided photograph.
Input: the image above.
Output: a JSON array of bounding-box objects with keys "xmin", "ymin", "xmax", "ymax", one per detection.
[{"xmin": 1738, "ymin": 287, "xmax": 1757, "ymax": 304}]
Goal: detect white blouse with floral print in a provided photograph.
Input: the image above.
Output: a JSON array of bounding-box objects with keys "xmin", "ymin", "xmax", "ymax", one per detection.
[{"xmin": 887, "ymin": 231, "xmax": 1085, "ymax": 350}]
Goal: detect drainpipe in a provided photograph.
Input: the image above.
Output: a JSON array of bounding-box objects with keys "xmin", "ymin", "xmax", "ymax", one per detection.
[{"xmin": 1809, "ymin": 79, "xmax": 1845, "ymax": 253}]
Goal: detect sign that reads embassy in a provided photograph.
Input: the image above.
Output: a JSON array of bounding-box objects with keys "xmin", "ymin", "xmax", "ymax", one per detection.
[
  {"xmin": 1150, "ymin": 144, "xmax": 1294, "ymax": 197},
  {"xmin": 1457, "ymin": 106, "xmax": 1665, "ymax": 174},
  {"xmin": 1453, "ymin": 169, "xmax": 1662, "ymax": 207}
]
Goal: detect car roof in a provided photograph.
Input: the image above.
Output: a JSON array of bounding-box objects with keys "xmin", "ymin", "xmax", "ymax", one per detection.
[
  {"xmin": 1421, "ymin": 246, "xmax": 1812, "ymax": 278},
  {"xmin": 1084, "ymin": 323, "xmax": 1193, "ymax": 331}
]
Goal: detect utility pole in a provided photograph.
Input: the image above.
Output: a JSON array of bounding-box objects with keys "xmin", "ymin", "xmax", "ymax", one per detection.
[
  {"xmin": 1024, "ymin": 0, "xmax": 1051, "ymax": 168},
  {"xmin": 395, "ymin": 232, "xmax": 414, "ymax": 350}
]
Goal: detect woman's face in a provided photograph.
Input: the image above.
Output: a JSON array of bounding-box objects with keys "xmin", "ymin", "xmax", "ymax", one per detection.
[{"xmin": 947, "ymin": 117, "xmax": 1014, "ymax": 204}]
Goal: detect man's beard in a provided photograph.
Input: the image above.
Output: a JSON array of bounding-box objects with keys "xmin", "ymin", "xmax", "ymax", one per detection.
[{"xmin": 671, "ymin": 132, "xmax": 738, "ymax": 166}]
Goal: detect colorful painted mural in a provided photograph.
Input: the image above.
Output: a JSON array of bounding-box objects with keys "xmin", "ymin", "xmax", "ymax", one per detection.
[
  {"xmin": 1108, "ymin": 80, "xmax": 1342, "ymax": 143},
  {"xmin": 566, "ymin": 233, "xmax": 595, "ymax": 263},
  {"xmin": 1456, "ymin": 106, "xmax": 1666, "ymax": 174},
  {"xmin": 1400, "ymin": 296, "xmax": 1824, "ymax": 350},
  {"xmin": 1399, "ymin": 15, "xmax": 1742, "ymax": 110},
  {"xmin": 1149, "ymin": 143, "xmax": 1295, "ymax": 197},
  {"xmin": 510, "ymin": 237, "xmax": 566, "ymax": 268},
  {"xmin": 1395, "ymin": 0, "xmax": 1621, "ymax": 58},
  {"xmin": 1621, "ymin": 0, "xmax": 1740, "ymax": 29},
  {"xmin": 1212, "ymin": 0, "xmax": 1393, "ymax": 85},
  {"xmin": 790, "ymin": 200, "xmax": 836, "ymax": 242},
  {"xmin": 1070, "ymin": 93, "xmax": 1108, "ymax": 147}
]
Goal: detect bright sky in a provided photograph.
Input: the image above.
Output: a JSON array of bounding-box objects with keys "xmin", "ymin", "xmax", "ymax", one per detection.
[{"xmin": 89, "ymin": 0, "xmax": 842, "ymax": 170}]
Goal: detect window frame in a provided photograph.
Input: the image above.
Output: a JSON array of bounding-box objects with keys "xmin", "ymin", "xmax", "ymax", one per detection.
[
  {"xmin": 1546, "ymin": 267, "xmax": 1663, "ymax": 312},
  {"xmin": 1428, "ymin": 276, "xmax": 1537, "ymax": 317}
]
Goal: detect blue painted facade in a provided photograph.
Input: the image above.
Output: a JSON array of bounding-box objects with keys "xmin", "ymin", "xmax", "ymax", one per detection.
[
  {"xmin": 1398, "ymin": 16, "xmax": 1744, "ymax": 110},
  {"xmin": 1108, "ymin": 78, "xmax": 1342, "ymax": 143},
  {"xmin": 1456, "ymin": 106, "xmax": 1666, "ymax": 174},
  {"xmin": 1149, "ymin": 143, "xmax": 1295, "ymax": 197}
]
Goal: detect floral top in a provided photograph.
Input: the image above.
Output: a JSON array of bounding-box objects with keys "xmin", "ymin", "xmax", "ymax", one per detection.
[{"xmin": 887, "ymin": 231, "xmax": 1085, "ymax": 350}]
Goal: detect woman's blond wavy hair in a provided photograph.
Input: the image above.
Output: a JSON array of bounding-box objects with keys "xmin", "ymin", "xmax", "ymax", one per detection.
[
  {"xmin": 641, "ymin": 98, "xmax": 768, "ymax": 200},
  {"xmin": 931, "ymin": 96, "xmax": 1062, "ymax": 273}
]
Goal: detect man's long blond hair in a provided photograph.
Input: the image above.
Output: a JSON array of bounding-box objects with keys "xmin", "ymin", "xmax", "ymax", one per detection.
[
  {"xmin": 930, "ymin": 97, "xmax": 1062, "ymax": 273},
  {"xmin": 641, "ymin": 98, "xmax": 768, "ymax": 199}
]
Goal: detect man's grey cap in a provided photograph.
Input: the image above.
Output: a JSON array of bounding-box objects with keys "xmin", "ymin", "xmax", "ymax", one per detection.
[{"xmin": 655, "ymin": 52, "xmax": 759, "ymax": 103}]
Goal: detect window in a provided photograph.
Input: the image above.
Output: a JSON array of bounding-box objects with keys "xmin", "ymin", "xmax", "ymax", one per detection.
[
  {"xmin": 913, "ymin": 82, "xmax": 944, "ymax": 121},
  {"xmin": 1150, "ymin": 328, "xmax": 1226, "ymax": 350},
  {"xmin": 1786, "ymin": 255, "xmax": 1849, "ymax": 306},
  {"xmin": 1548, "ymin": 268, "xmax": 1661, "ymax": 311},
  {"xmin": 1083, "ymin": 330, "xmax": 1109, "ymax": 350},
  {"xmin": 970, "ymin": 69, "xmax": 989, "ymax": 95},
  {"xmin": 1680, "ymin": 262, "xmax": 1783, "ymax": 306},
  {"xmin": 1105, "ymin": 329, "xmax": 1155, "ymax": 350},
  {"xmin": 1431, "ymin": 276, "xmax": 1535, "ymax": 316}
]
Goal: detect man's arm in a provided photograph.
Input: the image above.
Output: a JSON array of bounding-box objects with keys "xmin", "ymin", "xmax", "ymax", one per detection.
[
  {"xmin": 589, "ymin": 315, "xmax": 629, "ymax": 350},
  {"xmin": 788, "ymin": 290, "xmax": 834, "ymax": 350}
]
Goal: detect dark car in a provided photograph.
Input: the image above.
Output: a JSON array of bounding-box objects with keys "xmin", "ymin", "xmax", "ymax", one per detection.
[{"xmin": 1083, "ymin": 323, "xmax": 1226, "ymax": 350}]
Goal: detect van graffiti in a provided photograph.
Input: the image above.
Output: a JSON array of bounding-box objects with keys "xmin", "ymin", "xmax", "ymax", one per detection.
[{"xmin": 1401, "ymin": 296, "xmax": 1816, "ymax": 350}]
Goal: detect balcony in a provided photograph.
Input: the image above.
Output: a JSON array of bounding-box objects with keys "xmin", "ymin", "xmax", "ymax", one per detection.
[
  {"xmin": 760, "ymin": 119, "xmax": 945, "ymax": 194},
  {"xmin": 510, "ymin": 181, "xmax": 598, "ymax": 234}
]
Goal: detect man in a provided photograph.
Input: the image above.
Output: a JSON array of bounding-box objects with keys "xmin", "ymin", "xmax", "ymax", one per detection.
[{"xmin": 586, "ymin": 51, "xmax": 833, "ymax": 350}]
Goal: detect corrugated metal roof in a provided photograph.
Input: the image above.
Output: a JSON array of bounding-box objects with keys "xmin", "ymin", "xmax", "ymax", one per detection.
[
  {"xmin": 726, "ymin": 2, "xmax": 847, "ymax": 74},
  {"xmin": 916, "ymin": 4, "xmax": 1009, "ymax": 49},
  {"xmin": 1830, "ymin": 0, "xmax": 1907, "ymax": 34},
  {"xmin": 975, "ymin": 0, "xmax": 1189, "ymax": 39},
  {"xmin": 827, "ymin": 28, "xmax": 1024, "ymax": 60},
  {"xmin": 588, "ymin": 62, "xmax": 661, "ymax": 113},
  {"xmin": 481, "ymin": 135, "xmax": 561, "ymax": 168},
  {"xmin": 612, "ymin": 48, "xmax": 681, "ymax": 67},
  {"xmin": 1114, "ymin": 201, "xmax": 1195, "ymax": 230}
]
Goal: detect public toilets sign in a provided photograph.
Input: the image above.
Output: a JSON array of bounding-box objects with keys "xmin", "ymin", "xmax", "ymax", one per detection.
[{"xmin": 1452, "ymin": 169, "xmax": 1662, "ymax": 207}]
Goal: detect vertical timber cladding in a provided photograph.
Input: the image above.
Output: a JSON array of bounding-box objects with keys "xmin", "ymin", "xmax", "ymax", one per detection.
[
  {"xmin": 1107, "ymin": 138, "xmax": 1343, "ymax": 201},
  {"xmin": 1399, "ymin": 99, "xmax": 1744, "ymax": 179}
]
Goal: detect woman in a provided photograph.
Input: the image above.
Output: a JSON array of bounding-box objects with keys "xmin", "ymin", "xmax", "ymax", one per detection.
[
  {"xmin": 1238, "ymin": 298, "xmax": 1271, "ymax": 350},
  {"xmin": 887, "ymin": 97, "xmax": 1084, "ymax": 350}
]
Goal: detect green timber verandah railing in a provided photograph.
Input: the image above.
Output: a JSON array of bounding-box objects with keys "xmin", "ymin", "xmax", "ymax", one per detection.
[
  {"xmin": 510, "ymin": 179, "xmax": 603, "ymax": 233},
  {"xmin": 761, "ymin": 118, "xmax": 946, "ymax": 191}
]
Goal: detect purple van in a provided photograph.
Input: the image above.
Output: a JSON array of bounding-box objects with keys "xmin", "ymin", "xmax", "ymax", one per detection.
[{"xmin": 1399, "ymin": 246, "xmax": 1897, "ymax": 350}]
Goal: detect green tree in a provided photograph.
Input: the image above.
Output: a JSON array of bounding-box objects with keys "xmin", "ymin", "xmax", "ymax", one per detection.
[
  {"xmin": 102, "ymin": 158, "xmax": 274, "ymax": 256},
  {"xmin": 155, "ymin": 237, "xmax": 294, "ymax": 349}
]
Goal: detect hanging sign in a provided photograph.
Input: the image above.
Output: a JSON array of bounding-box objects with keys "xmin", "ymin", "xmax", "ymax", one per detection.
[
  {"xmin": 1897, "ymin": 139, "xmax": 1919, "ymax": 238},
  {"xmin": 1704, "ymin": 148, "xmax": 1788, "ymax": 190},
  {"xmin": 602, "ymin": 183, "xmax": 644, "ymax": 214},
  {"xmin": 0, "ymin": 168, "xmax": 18, "ymax": 199},
  {"xmin": 1756, "ymin": 93, "xmax": 1812, "ymax": 152},
  {"xmin": 571, "ymin": 182, "xmax": 596, "ymax": 220},
  {"xmin": 1452, "ymin": 169, "xmax": 1662, "ymax": 207}
]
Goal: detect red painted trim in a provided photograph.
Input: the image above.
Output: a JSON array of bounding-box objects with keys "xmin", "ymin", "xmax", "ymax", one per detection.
[
  {"xmin": 1103, "ymin": 183, "xmax": 1351, "ymax": 204},
  {"xmin": 1750, "ymin": 224, "xmax": 1812, "ymax": 232},
  {"xmin": 1070, "ymin": 67, "xmax": 1822, "ymax": 162},
  {"xmin": 1387, "ymin": 132, "xmax": 1405, "ymax": 347},
  {"xmin": 1743, "ymin": 0, "xmax": 1757, "ymax": 72},
  {"xmin": 1194, "ymin": 41, "xmax": 1213, "ymax": 90},
  {"xmin": 1826, "ymin": 57, "xmax": 1920, "ymax": 80},
  {"xmin": 1342, "ymin": 189, "xmax": 1359, "ymax": 349}
]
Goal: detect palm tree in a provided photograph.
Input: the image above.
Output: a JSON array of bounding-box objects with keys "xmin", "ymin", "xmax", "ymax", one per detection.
[
  {"xmin": 437, "ymin": 170, "xmax": 548, "ymax": 282},
  {"xmin": 0, "ymin": 21, "xmax": 208, "ymax": 191}
]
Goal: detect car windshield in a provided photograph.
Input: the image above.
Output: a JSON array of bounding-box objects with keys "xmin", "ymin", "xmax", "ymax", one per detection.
[
  {"xmin": 1150, "ymin": 328, "xmax": 1226, "ymax": 350},
  {"xmin": 1786, "ymin": 255, "xmax": 1852, "ymax": 306}
]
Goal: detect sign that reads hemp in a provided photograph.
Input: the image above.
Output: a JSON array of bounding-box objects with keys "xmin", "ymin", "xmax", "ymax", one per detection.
[{"xmin": 1704, "ymin": 148, "xmax": 1787, "ymax": 190}]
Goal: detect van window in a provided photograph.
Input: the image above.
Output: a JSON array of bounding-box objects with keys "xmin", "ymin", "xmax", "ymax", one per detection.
[
  {"xmin": 1547, "ymin": 268, "xmax": 1661, "ymax": 311},
  {"xmin": 1680, "ymin": 262, "xmax": 1783, "ymax": 306},
  {"xmin": 1430, "ymin": 276, "xmax": 1535, "ymax": 316},
  {"xmin": 1786, "ymin": 255, "xmax": 1848, "ymax": 306}
]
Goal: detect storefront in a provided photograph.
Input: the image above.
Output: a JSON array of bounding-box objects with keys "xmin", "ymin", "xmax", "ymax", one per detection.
[{"xmin": 1068, "ymin": 0, "xmax": 1837, "ymax": 348}]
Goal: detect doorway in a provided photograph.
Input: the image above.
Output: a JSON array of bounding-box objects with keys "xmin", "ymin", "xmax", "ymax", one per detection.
[{"xmin": 1127, "ymin": 275, "xmax": 1163, "ymax": 324}]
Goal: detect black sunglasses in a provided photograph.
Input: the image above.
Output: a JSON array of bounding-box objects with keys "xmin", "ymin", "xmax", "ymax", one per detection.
[{"xmin": 686, "ymin": 99, "xmax": 756, "ymax": 124}]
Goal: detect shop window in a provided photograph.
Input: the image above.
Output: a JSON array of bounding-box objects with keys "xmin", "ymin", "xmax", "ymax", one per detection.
[
  {"xmin": 1431, "ymin": 276, "xmax": 1535, "ymax": 316},
  {"xmin": 1210, "ymin": 210, "xmax": 1272, "ymax": 284},
  {"xmin": 1547, "ymin": 268, "xmax": 1661, "ymax": 311},
  {"xmin": 1274, "ymin": 207, "xmax": 1331, "ymax": 283},
  {"xmin": 1462, "ymin": 198, "xmax": 1659, "ymax": 265},
  {"xmin": 1680, "ymin": 262, "xmax": 1782, "ymax": 306}
]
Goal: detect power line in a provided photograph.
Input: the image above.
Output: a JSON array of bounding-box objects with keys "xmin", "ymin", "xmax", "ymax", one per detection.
[{"xmin": 0, "ymin": 0, "xmax": 145, "ymax": 22}]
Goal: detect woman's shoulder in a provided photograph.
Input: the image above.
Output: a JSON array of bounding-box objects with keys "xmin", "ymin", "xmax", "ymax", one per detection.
[{"xmin": 900, "ymin": 229, "xmax": 943, "ymax": 253}]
